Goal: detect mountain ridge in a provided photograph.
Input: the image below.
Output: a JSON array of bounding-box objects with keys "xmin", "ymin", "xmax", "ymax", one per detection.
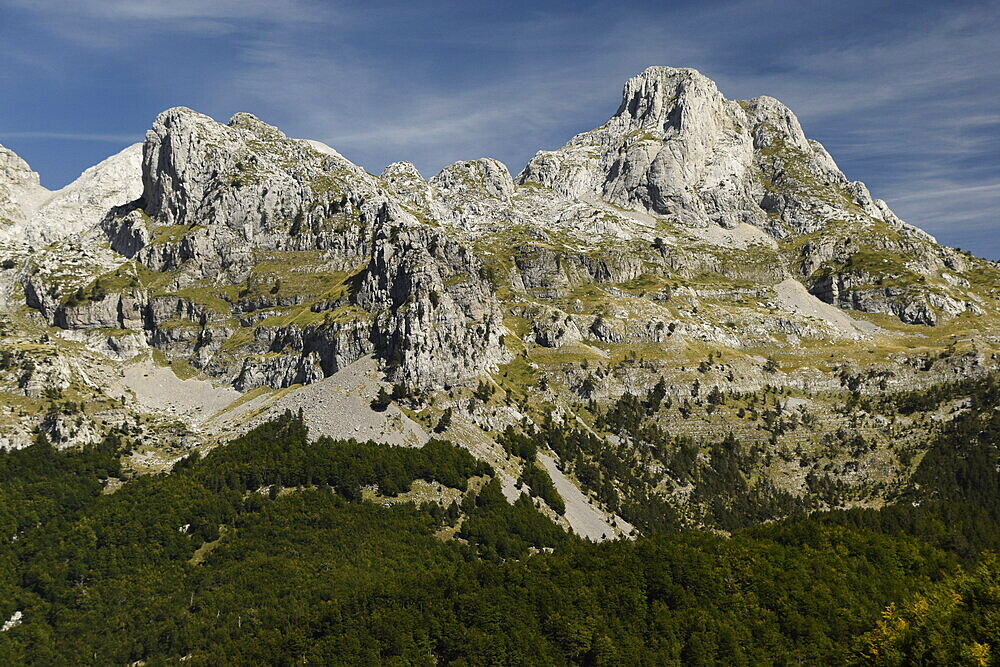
[{"xmin": 0, "ymin": 66, "xmax": 997, "ymax": 541}]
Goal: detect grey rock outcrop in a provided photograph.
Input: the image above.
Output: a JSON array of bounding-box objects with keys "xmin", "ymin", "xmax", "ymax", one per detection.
[
  {"xmin": 532, "ymin": 307, "xmax": 583, "ymax": 348},
  {"xmin": 431, "ymin": 159, "xmax": 514, "ymax": 206},
  {"xmin": 518, "ymin": 66, "xmax": 978, "ymax": 325},
  {"xmin": 519, "ymin": 67, "xmax": 765, "ymax": 229},
  {"xmin": 518, "ymin": 67, "xmax": 932, "ymax": 244},
  {"xmin": 96, "ymin": 109, "xmax": 509, "ymax": 390},
  {"xmin": 30, "ymin": 144, "xmax": 143, "ymax": 244},
  {"xmin": 358, "ymin": 222, "xmax": 510, "ymax": 387},
  {"xmin": 110, "ymin": 108, "xmax": 387, "ymax": 283}
]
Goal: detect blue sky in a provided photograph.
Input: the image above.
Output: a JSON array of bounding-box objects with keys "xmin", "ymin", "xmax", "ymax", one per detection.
[{"xmin": 1, "ymin": 0, "xmax": 998, "ymax": 258}]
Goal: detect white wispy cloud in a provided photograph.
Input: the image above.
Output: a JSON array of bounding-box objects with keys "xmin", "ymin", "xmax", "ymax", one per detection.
[
  {"xmin": 7, "ymin": 0, "xmax": 331, "ymax": 26},
  {"xmin": 885, "ymin": 179, "xmax": 1000, "ymax": 246},
  {"xmin": 211, "ymin": 10, "xmax": 705, "ymax": 175},
  {"xmin": 891, "ymin": 182, "xmax": 1000, "ymax": 203},
  {"xmin": 4, "ymin": 0, "xmax": 339, "ymax": 50},
  {"xmin": 0, "ymin": 130, "xmax": 140, "ymax": 143}
]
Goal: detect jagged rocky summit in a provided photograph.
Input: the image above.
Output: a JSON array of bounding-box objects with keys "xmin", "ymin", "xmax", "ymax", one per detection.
[
  {"xmin": 0, "ymin": 66, "xmax": 997, "ymax": 461},
  {"xmin": 0, "ymin": 142, "xmax": 142, "ymax": 245}
]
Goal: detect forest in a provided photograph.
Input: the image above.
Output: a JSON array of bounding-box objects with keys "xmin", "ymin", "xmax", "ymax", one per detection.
[{"xmin": 0, "ymin": 375, "xmax": 996, "ymax": 664}]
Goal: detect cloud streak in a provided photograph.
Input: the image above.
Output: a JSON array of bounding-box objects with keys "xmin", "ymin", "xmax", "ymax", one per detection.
[
  {"xmin": 0, "ymin": 131, "xmax": 140, "ymax": 143},
  {"xmin": 6, "ymin": 0, "xmax": 332, "ymax": 27}
]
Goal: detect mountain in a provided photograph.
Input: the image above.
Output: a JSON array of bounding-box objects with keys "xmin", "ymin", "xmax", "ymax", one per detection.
[
  {"xmin": 1, "ymin": 66, "xmax": 999, "ymax": 665},
  {"xmin": 0, "ymin": 65, "xmax": 997, "ymax": 534}
]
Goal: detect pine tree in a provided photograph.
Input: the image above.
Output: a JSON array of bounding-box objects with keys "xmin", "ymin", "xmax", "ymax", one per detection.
[
  {"xmin": 435, "ymin": 408, "xmax": 453, "ymax": 433},
  {"xmin": 370, "ymin": 387, "xmax": 391, "ymax": 412}
]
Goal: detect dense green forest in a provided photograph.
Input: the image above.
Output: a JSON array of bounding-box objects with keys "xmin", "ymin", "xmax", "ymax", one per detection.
[{"xmin": 0, "ymin": 376, "xmax": 997, "ymax": 664}]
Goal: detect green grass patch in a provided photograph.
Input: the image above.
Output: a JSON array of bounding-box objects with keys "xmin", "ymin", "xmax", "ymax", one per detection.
[{"xmin": 151, "ymin": 349, "xmax": 202, "ymax": 380}]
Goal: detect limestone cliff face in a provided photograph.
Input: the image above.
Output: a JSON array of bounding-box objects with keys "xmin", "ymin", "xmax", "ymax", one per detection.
[
  {"xmin": 90, "ymin": 108, "xmax": 509, "ymax": 390},
  {"xmin": 31, "ymin": 144, "xmax": 143, "ymax": 244},
  {"xmin": 111, "ymin": 108, "xmax": 387, "ymax": 282},
  {"xmin": 520, "ymin": 68, "xmax": 764, "ymax": 229},
  {"xmin": 516, "ymin": 67, "xmax": 928, "ymax": 244},
  {"xmin": 1, "ymin": 69, "xmax": 998, "ymax": 531},
  {"xmin": 383, "ymin": 158, "xmax": 519, "ymax": 233},
  {"xmin": 357, "ymin": 222, "xmax": 509, "ymax": 388}
]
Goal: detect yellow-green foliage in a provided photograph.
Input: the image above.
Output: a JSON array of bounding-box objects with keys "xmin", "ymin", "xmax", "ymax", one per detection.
[
  {"xmin": 309, "ymin": 173, "xmax": 346, "ymax": 198},
  {"xmin": 244, "ymin": 251, "xmax": 358, "ymax": 301},
  {"xmin": 63, "ymin": 261, "xmax": 169, "ymax": 306},
  {"xmin": 616, "ymin": 273, "xmax": 673, "ymax": 295},
  {"xmin": 516, "ymin": 180, "xmax": 549, "ymax": 192},
  {"xmin": 159, "ymin": 285, "xmax": 232, "ymax": 314},
  {"xmin": 216, "ymin": 256, "xmax": 370, "ymax": 354},
  {"xmin": 152, "ymin": 349, "xmax": 201, "ymax": 380},
  {"xmin": 782, "ymin": 218, "xmax": 938, "ymax": 292},
  {"xmin": 858, "ymin": 555, "xmax": 1000, "ymax": 666},
  {"xmin": 495, "ymin": 354, "xmax": 539, "ymax": 399},
  {"xmin": 528, "ymin": 343, "xmax": 606, "ymax": 367},
  {"xmin": 149, "ymin": 224, "xmax": 197, "ymax": 246},
  {"xmin": 154, "ymin": 318, "xmax": 201, "ymax": 333},
  {"xmin": 624, "ymin": 128, "xmax": 660, "ymax": 142},
  {"xmin": 756, "ymin": 125, "xmax": 861, "ymax": 212},
  {"xmin": 963, "ymin": 261, "xmax": 1000, "ymax": 294},
  {"xmin": 256, "ymin": 307, "xmax": 327, "ymax": 329},
  {"xmin": 473, "ymin": 225, "xmax": 559, "ymax": 279},
  {"xmin": 444, "ymin": 272, "xmax": 470, "ymax": 288},
  {"xmin": 319, "ymin": 304, "xmax": 371, "ymax": 326}
]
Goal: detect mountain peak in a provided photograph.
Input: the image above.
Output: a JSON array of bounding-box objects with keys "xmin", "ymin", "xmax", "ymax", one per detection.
[
  {"xmin": 0, "ymin": 142, "xmax": 141, "ymax": 244},
  {"xmin": 382, "ymin": 161, "xmax": 424, "ymax": 183},
  {"xmin": 227, "ymin": 112, "xmax": 288, "ymax": 142},
  {"xmin": 149, "ymin": 106, "xmax": 215, "ymax": 133},
  {"xmin": 613, "ymin": 66, "xmax": 724, "ymax": 129},
  {"xmin": 27, "ymin": 143, "xmax": 143, "ymax": 244},
  {"xmin": 431, "ymin": 158, "xmax": 514, "ymax": 203},
  {"xmin": 0, "ymin": 143, "xmax": 41, "ymax": 190},
  {"xmin": 0, "ymin": 68, "xmax": 996, "ymax": 553},
  {"xmin": 0, "ymin": 143, "xmax": 47, "ymax": 229}
]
